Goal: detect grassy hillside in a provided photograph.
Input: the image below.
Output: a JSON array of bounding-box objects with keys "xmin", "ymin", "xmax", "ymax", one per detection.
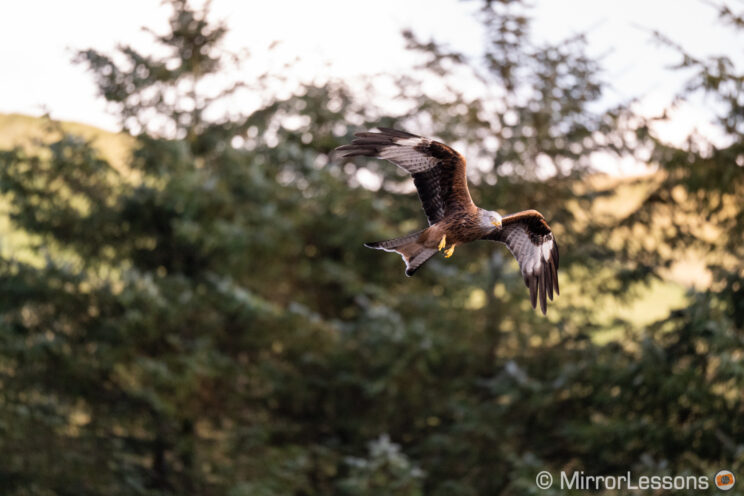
[{"xmin": 0, "ymin": 113, "xmax": 132, "ymax": 170}]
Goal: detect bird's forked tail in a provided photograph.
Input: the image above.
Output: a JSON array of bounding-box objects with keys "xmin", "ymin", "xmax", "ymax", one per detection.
[{"xmin": 364, "ymin": 229, "xmax": 438, "ymax": 277}]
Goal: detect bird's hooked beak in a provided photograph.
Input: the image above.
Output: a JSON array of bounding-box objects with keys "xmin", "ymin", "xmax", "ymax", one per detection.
[{"xmin": 491, "ymin": 219, "xmax": 502, "ymax": 228}]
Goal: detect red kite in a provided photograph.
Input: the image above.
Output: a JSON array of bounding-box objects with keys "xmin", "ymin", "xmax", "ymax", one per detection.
[{"xmin": 336, "ymin": 128, "xmax": 560, "ymax": 314}]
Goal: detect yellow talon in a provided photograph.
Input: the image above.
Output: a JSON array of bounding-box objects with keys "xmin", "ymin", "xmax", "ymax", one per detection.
[
  {"xmin": 443, "ymin": 245, "xmax": 455, "ymax": 258},
  {"xmin": 438, "ymin": 234, "xmax": 447, "ymax": 251}
]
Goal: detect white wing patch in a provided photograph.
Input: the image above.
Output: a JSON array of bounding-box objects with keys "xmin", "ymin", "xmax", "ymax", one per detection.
[
  {"xmin": 496, "ymin": 219, "xmax": 559, "ymax": 314},
  {"xmin": 378, "ymin": 137, "xmax": 438, "ymax": 173},
  {"xmin": 505, "ymin": 228, "xmax": 554, "ymax": 275},
  {"xmin": 541, "ymin": 239, "xmax": 553, "ymax": 262},
  {"xmin": 504, "ymin": 227, "xmax": 535, "ymax": 273},
  {"xmin": 396, "ymin": 137, "xmax": 423, "ymax": 147}
]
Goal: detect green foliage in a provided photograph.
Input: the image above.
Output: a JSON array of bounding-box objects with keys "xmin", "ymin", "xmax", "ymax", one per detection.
[{"xmin": 0, "ymin": 1, "xmax": 742, "ymax": 495}]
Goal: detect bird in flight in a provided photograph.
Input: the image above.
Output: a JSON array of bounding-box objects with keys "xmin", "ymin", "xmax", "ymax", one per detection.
[{"xmin": 336, "ymin": 127, "xmax": 560, "ymax": 314}]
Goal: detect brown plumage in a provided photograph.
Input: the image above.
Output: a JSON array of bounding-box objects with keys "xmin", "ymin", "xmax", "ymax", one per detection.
[{"xmin": 336, "ymin": 127, "xmax": 560, "ymax": 314}]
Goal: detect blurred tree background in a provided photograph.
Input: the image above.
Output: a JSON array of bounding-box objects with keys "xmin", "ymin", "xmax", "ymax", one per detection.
[{"xmin": 0, "ymin": 0, "xmax": 742, "ymax": 494}]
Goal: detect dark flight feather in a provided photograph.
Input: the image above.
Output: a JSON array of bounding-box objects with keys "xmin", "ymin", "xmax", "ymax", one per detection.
[
  {"xmin": 336, "ymin": 128, "xmax": 474, "ymax": 225},
  {"xmin": 483, "ymin": 210, "xmax": 560, "ymax": 315}
]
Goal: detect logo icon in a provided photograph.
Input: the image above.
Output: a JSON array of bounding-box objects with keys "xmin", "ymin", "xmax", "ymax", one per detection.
[
  {"xmin": 715, "ymin": 470, "xmax": 735, "ymax": 491},
  {"xmin": 535, "ymin": 471, "xmax": 553, "ymax": 489}
]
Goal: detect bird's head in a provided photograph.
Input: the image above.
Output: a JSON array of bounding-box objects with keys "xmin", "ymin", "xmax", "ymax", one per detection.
[{"xmin": 480, "ymin": 209, "xmax": 502, "ymax": 229}]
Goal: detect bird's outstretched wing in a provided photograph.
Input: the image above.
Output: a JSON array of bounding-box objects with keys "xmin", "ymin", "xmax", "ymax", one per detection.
[
  {"xmin": 482, "ymin": 210, "xmax": 559, "ymax": 315},
  {"xmin": 335, "ymin": 128, "xmax": 474, "ymax": 225}
]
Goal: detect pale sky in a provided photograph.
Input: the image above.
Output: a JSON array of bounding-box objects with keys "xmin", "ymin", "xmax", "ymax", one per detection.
[{"xmin": 1, "ymin": 0, "xmax": 740, "ymax": 173}]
